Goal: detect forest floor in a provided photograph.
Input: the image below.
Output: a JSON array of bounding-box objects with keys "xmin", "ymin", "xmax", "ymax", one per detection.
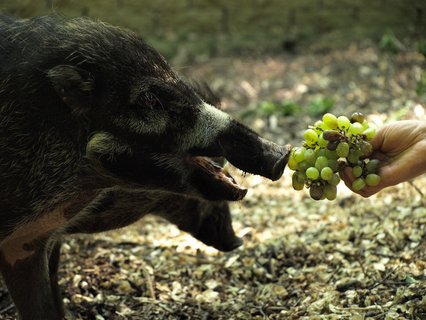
[{"xmin": 1, "ymin": 45, "xmax": 425, "ymax": 320}]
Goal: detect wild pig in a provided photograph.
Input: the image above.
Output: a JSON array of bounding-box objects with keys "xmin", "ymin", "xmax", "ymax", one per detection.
[{"xmin": 0, "ymin": 15, "xmax": 290, "ymax": 319}]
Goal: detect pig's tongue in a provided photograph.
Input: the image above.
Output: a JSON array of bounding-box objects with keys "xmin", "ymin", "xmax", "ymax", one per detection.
[{"xmin": 188, "ymin": 156, "xmax": 247, "ymax": 201}]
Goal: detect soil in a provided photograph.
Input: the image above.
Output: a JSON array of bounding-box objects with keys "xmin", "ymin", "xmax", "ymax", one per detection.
[{"xmin": 0, "ymin": 45, "xmax": 425, "ymax": 320}]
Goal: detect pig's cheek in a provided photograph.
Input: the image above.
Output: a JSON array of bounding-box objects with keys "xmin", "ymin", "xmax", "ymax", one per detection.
[
  {"xmin": 0, "ymin": 208, "xmax": 68, "ymax": 267},
  {"xmin": 178, "ymin": 102, "xmax": 231, "ymax": 151}
]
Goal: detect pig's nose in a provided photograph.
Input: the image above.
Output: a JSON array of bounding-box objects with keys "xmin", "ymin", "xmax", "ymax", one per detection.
[
  {"xmin": 270, "ymin": 145, "xmax": 292, "ymax": 181},
  {"xmin": 263, "ymin": 143, "xmax": 292, "ymax": 181}
]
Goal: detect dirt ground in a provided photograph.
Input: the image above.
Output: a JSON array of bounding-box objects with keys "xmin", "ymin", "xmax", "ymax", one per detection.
[{"xmin": 0, "ymin": 45, "xmax": 425, "ymax": 319}]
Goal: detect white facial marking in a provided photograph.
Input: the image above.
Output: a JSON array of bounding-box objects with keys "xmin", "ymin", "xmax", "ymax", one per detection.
[
  {"xmin": 113, "ymin": 114, "xmax": 168, "ymax": 135},
  {"xmin": 180, "ymin": 102, "xmax": 231, "ymax": 149}
]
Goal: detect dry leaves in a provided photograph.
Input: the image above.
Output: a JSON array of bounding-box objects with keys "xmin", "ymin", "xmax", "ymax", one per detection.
[{"xmin": 0, "ymin": 46, "xmax": 425, "ymax": 320}]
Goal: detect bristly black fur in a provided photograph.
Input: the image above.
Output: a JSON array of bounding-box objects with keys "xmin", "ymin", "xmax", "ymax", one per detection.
[{"xmin": 0, "ymin": 14, "xmax": 288, "ymax": 320}]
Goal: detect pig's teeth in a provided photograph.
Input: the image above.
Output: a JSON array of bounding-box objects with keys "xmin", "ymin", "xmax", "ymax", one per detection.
[{"xmin": 211, "ymin": 161, "xmax": 223, "ymax": 170}]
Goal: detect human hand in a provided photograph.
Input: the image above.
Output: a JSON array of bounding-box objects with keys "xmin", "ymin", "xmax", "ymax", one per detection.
[{"xmin": 341, "ymin": 120, "xmax": 426, "ymax": 197}]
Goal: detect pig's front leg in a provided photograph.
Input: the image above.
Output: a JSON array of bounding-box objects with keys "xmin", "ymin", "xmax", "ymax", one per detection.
[
  {"xmin": 0, "ymin": 238, "xmax": 64, "ymax": 320},
  {"xmin": 67, "ymin": 187, "xmax": 242, "ymax": 252},
  {"xmin": 47, "ymin": 240, "xmax": 65, "ymax": 318}
]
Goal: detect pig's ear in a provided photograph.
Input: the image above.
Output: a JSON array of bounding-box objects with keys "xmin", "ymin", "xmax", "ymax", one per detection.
[{"xmin": 47, "ymin": 65, "xmax": 95, "ymax": 116}]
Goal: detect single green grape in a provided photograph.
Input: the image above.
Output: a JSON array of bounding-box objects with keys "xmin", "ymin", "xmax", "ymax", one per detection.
[
  {"xmin": 314, "ymin": 120, "xmax": 325, "ymax": 134},
  {"xmin": 310, "ymin": 184, "xmax": 324, "ymax": 200},
  {"xmin": 324, "ymin": 184, "xmax": 337, "ymax": 200},
  {"xmin": 336, "ymin": 141, "xmax": 350, "ymax": 158},
  {"xmin": 352, "ymin": 165, "xmax": 363, "ymax": 178},
  {"xmin": 306, "ymin": 167, "xmax": 320, "ymax": 180},
  {"xmin": 288, "ymin": 155, "xmax": 299, "ymax": 170},
  {"xmin": 329, "ymin": 173, "xmax": 341, "ymax": 186},
  {"xmin": 315, "ymin": 156, "xmax": 328, "ymax": 171},
  {"xmin": 315, "ymin": 148, "xmax": 326, "ymax": 158},
  {"xmin": 315, "ymin": 148, "xmax": 325, "ymax": 157},
  {"xmin": 363, "ymin": 127, "xmax": 377, "ymax": 141},
  {"xmin": 320, "ymin": 167, "xmax": 333, "ymax": 180},
  {"xmin": 293, "ymin": 147, "xmax": 306, "ymax": 163},
  {"xmin": 292, "ymin": 179, "xmax": 304, "ymax": 191},
  {"xmin": 350, "ymin": 112, "xmax": 365, "ymax": 124},
  {"xmin": 322, "ymin": 113, "xmax": 338, "ymax": 129},
  {"xmin": 347, "ymin": 149, "xmax": 360, "ymax": 164},
  {"xmin": 325, "ymin": 149, "xmax": 339, "ymax": 160},
  {"xmin": 304, "ymin": 148, "xmax": 316, "ymax": 165},
  {"xmin": 298, "ymin": 160, "xmax": 310, "ymax": 171},
  {"xmin": 328, "ymin": 159, "xmax": 339, "ymax": 172},
  {"xmin": 292, "ymin": 171, "xmax": 306, "ymax": 190},
  {"xmin": 295, "ymin": 171, "xmax": 306, "ymax": 183},
  {"xmin": 295, "ymin": 171, "xmax": 306, "ymax": 181},
  {"xmin": 352, "ymin": 177, "xmax": 366, "ymax": 191},
  {"xmin": 361, "ymin": 120, "xmax": 369, "ymax": 130},
  {"xmin": 337, "ymin": 116, "xmax": 351, "ymax": 130},
  {"xmin": 314, "ymin": 120, "xmax": 323, "ymax": 126},
  {"xmin": 348, "ymin": 122, "xmax": 364, "ymax": 135},
  {"xmin": 365, "ymin": 174, "xmax": 381, "ymax": 186},
  {"xmin": 366, "ymin": 159, "xmax": 380, "ymax": 173},
  {"xmin": 304, "ymin": 129, "xmax": 318, "ymax": 144},
  {"xmin": 359, "ymin": 140, "xmax": 373, "ymax": 157}
]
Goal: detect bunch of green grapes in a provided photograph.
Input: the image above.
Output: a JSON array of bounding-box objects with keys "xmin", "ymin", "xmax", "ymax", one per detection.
[{"xmin": 288, "ymin": 112, "xmax": 381, "ymax": 200}]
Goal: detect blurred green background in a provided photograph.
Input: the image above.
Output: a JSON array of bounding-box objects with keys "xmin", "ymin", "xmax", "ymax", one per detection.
[{"xmin": 1, "ymin": 0, "xmax": 425, "ymax": 63}]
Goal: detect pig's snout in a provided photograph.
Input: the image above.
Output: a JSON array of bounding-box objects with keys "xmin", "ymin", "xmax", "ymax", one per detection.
[
  {"xmin": 258, "ymin": 138, "xmax": 292, "ymax": 181},
  {"xmin": 214, "ymin": 121, "xmax": 291, "ymax": 181}
]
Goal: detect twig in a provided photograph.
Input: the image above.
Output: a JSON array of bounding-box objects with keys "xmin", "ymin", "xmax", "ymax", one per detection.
[
  {"xmin": 141, "ymin": 261, "xmax": 156, "ymax": 300},
  {"xmin": 291, "ymin": 297, "xmax": 302, "ymax": 308},
  {"xmin": 267, "ymin": 306, "xmax": 288, "ymax": 311},
  {"xmin": 367, "ymin": 265, "xmax": 400, "ymax": 290},
  {"xmin": 356, "ymin": 254, "xmax": 368, "ymax": 279},
  {"xmin": 326, "ymin": 266, "xmax": 341, "ymax": 284},
  {"xmin": 408, "ymin": 181, "xmax": 424, "ymax": 198},
  {"xmin": 158, "ymin": 303, "xmax": 174, "ymax": 313},
  {"xmin": 248, "ymin": 303, "xmax": 267, "ymax": 319}
]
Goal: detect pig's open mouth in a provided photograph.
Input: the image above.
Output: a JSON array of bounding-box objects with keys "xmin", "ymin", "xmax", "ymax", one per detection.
[
  {"xmin": 185, "ymin": 155, "xmax": 248, "ymax": 201},
  {"xmin": 86, "ymin": 130, "xmax": 289, "ymax": 202}
]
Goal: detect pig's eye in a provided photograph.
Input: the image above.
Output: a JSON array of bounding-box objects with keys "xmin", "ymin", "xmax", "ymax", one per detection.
[{"xmin": 136, "ymin": 92, "xmax": 162, "ymax": 109}]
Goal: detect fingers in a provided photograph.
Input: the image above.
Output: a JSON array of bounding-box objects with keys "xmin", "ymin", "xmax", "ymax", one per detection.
[
  {"xmin": 340, "ymin": 166, "xmax": 383, "ymax": 198},
  {"xmin": 371, "ymin": 120, "xmax": 425, "ymax": 154},
  {"xmin": 340, "ymin": 120, "xmax": 426, "ymax": 198},
  {"xmin": 369, "ymin": 124, "xmax": 387, "ymax": 151}
]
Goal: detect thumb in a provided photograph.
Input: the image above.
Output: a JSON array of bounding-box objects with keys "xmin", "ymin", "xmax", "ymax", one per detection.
[{"xmin": 369, "ymin": 125, "xmax": 387, "ymax": 151}]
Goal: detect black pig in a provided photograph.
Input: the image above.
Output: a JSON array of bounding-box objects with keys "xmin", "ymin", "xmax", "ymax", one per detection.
[{"xmin": 0, "ymin": 15, "xmax": 290, "ymax": 319}]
